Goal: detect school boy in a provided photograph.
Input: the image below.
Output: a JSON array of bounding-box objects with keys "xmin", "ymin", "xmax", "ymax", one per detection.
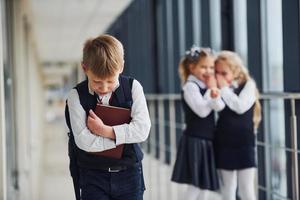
[{"xmin": 65, "ymin": 34, "xmax": 151, "ymax": 200}]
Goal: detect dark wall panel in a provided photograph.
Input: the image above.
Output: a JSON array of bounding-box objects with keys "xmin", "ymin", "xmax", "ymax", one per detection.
[
  {"xmin": 282, "ymin": 0, "xmax": 300, "ymax": 198},
  {"xmin": 221, "ymin": 0, "xmax": 234, "ymax": 50},
  {"xmin": 201, "ymin": 0, "xmax": 210, "ymax": 46},
  {"xmin": 107, "ymin": 0, "xmax": 158, "ymax": 93},
  {"xmin": 184, "ymin": 0, "xmax": 194, "ymax": 48},
  {"xmin": 247, "ymin": 0, "xmax": 262, "ymax": 90}
]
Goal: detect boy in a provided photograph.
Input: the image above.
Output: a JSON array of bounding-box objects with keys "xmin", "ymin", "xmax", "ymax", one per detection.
[{"xmin": 65, "ymin": 34, "xmax": 151, "ymax": 200}]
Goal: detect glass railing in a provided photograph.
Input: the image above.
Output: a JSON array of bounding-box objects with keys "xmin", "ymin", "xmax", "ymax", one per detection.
[{"xmin": 144, "ymin": 92, "xmax": 300, "ymax": 200}]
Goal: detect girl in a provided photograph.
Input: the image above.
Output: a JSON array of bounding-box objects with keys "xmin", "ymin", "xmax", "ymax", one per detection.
[
  {"xmin": 171, "ymin": 46, "xmax": 224, "ymax": 200},
  {"xmin": 214, "ymin": 50, "xmax": 262, "ymax": 200}
]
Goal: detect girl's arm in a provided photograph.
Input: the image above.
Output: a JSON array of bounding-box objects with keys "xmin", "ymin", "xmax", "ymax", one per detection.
[
  {"xmin": 204, "ymin": 89, "xmax": 225, "ymax": 111},
  {"xmin": 183, "ymin": 82, "xmax": 215, "ymax": 118},
  {"xmin": 220, "ymin": 79, "xmax": 256, "ymax": 114}
]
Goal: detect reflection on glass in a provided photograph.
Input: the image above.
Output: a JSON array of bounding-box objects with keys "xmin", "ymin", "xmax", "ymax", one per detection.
[
  {"xmin": 262, "ymin": 0, "xmax": 287, "ymax": 198},
  {"xmin": 270, "ymin": 147, "xmax": 287, "ymax": 199},
  {"xmin": 233, "ymin": 0, "xmax": 248, "ymax": 64},
  {"xmin": 209, "ymin": 0, "xmax": 221, "ymax": 51}
]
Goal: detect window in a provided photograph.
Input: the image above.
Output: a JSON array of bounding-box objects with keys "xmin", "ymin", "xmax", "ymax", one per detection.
[
  {"xmin": 209, "ymin": 0, "xmax": 221, "ymax": 51},
  {"xmin": 233, "ymin": 0, "xmax": 248, "ymax": 64},
  {"xmin": 261, "ymin": 0, "xmax": 287, "ymax": 199}
]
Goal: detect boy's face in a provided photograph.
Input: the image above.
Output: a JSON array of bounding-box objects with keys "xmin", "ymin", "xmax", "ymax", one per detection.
[{"xmin": 85, "ymin": 69, "xmax": 120, "ymax": 95}]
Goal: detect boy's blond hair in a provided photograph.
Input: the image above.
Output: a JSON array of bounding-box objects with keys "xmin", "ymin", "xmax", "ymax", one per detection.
[
  {"xmin": 82, "ymin": 34, "xmax": 124, "ymax": 78},
  {"xmin": 215, "ymin": 51, "xmax": 262, "ymax": 131}
]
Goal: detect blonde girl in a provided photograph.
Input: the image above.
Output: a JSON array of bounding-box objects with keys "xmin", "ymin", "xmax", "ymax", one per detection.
[
  {"xmin": 214, "ymin": 50, "xmax": 261, "ymax": 200},
  {"xmin": 171, "ymin": 46, "xmax": 224, "ymax": 200}
]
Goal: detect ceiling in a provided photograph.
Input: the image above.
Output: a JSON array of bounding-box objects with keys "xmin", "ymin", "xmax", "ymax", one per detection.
[{"xmin": 29, "ymin": 0, "xmax": 132, "ymax": 64}]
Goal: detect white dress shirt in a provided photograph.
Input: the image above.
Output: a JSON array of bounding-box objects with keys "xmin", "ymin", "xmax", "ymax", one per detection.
[
  {"xmin": 220, "ymin": 79, "xmax": 257, "ymax": 114},
  {"xmin": 67, "ymin": 79, "xmax": 151, "ymax": 152},
  {"xmin": 182, "ymin": 75, "xmax": 225, "ymax": 118}
]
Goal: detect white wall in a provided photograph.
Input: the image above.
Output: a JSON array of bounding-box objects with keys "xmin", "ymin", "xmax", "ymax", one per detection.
[
  {"xmin": 11, "ymin": 0, "xmax": 45, "ymax": 199},
  {"xmin": 0, "ymin": 1, "xmax": 8, "ymax": 199}
]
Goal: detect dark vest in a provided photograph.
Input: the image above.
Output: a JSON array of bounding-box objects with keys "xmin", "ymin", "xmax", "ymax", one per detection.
[
  {"xmin": 181, "ymin": 81, "xmax": 215, "ymax": 140},
  {"xmin": 65, "ymin": 75, "xmax": 143, "ymax": 169},
  {"xmin": 215, "ymin": 83, "xmax": 255, "ymax": 147}
]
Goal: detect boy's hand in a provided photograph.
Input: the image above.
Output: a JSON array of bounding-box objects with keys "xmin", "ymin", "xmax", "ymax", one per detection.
[
  {"xmin": 87, "ymin": 110, "xmax": 104, "ymax": 135},
  {"xmin": 87, "ymin": 110, "xmax": 115, "ymax": 139},
  {"xmin": 216, "ymin": 74, "xmax": 228, "ymax": 88}
]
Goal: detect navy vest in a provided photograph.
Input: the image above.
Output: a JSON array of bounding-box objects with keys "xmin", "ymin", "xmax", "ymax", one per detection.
[
  {"xmin": 215, "ymin": 83, "xmax": 255, "ymax": 147},
  {"xmin": 65, "ymin": 75, "xmax": 143, "ymax": 169},
  {"xmin": 181, "ymin": 81, "xmax": 215, "ymax": 140}
]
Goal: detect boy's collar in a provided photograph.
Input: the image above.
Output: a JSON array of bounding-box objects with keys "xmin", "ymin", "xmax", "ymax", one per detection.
[
  {"xmin": 187, "ymin": 75, "xmax": 206, "ymax": 89},
  {"xmin": 88, "ymin": 79, "xmax": 120, "ymax": 96}
]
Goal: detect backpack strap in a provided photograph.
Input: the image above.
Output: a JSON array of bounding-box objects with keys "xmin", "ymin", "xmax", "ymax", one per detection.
[
  {"xmin": 121, "ymin": 75, "xmax": 134, "ymax": 102},
  {"xmin": 112, "ymin": 75, "xmax": 133, "ymax": 108},
  {"xmin": 76, "ymin": 80, "xmax": 97, "ymax": 113},
  {"xmin": 114, "ymin": 75, "xmax": 143, "ymax": 161},
  {"xmin": 65, "ymin": 102, "xmax": 71, "ymax": 130}
]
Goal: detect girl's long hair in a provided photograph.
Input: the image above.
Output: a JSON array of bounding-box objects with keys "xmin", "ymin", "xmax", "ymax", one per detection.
[{"xmin": 216, "ymin": 51, "xmax": 262, "ymax": 131}]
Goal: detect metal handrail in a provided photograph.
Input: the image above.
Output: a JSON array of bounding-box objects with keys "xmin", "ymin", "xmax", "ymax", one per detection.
[
  {"xmin": 145, "ymin": 92, "xmax": 300, "ymax": 200},
  {"xmin": 146, "ymin": 92, "xmax": 300, "ymax": 100}
]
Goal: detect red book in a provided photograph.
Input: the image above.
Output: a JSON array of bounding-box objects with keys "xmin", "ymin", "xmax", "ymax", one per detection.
[{"xmin": 91, "ymin": 103, "xmax": 131, "ymax": 159}]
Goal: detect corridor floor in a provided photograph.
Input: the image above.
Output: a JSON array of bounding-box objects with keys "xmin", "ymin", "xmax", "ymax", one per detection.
[{"xmin": 40, "ymin": 114, "xmax": 221, "ymax": 200}]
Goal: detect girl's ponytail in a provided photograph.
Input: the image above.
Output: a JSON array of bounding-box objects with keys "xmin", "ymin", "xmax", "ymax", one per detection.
[
  {"xmin": 253, "ymin": 88, "xmax": 262, "ymax": 132},
  {"xmin": 178, "ymin": 57, "xmax": 190, "ymax": 85}
]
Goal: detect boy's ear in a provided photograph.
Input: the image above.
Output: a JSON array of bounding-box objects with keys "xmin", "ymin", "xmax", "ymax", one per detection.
[{"xmin": 82, "ymin": 62, "xmax": 88, "ymax": 73}]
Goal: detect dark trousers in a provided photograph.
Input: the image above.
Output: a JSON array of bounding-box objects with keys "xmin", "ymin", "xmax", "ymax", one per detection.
[{"xmin": 79, "ymin": 164, "xmax": 145, "ymax": 200}]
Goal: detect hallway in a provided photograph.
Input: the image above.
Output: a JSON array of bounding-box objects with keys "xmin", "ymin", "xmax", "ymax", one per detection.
[
  {"xmin": 1, "ymin": 0, "xmax": 299, "ymax": 199},
  {"xmin": 40, "ymin": 114, "xmax": 73, "ymax": 199},
  {"xmin": 39, "ymin": 104, "xmax": 221, "ymax": 200}
]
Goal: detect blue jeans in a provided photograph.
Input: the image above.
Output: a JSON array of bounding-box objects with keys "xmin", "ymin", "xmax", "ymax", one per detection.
[{"xmin": 79, "ymin": 164, "xmax": 145, "ymax": 200}]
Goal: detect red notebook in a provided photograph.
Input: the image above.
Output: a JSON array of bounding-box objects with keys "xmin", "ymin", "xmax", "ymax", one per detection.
[{"xmin": 91, "ymin": 103, "xmax": 131, "ymax": 159}]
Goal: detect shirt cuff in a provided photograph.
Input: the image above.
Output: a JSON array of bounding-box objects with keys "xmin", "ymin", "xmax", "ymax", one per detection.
[
  {"xmin": 103, "ymin": 138, "xmax": 117, "ymax": 150},
  {"xmin": 113, "ymin": 125, "xmax": 127, "ymax": 145}
]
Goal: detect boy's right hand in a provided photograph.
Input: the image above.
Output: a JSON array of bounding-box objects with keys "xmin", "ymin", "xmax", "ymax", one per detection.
[
  {"xmin": 87, "ymin": 110, "xmax": 116, "ymax": 139},
  {"xmin": 87, "ymin": 110, "xmax": 104, "ymax": 135}
]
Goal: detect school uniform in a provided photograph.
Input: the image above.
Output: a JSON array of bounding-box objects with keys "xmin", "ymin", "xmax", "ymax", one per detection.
[
  {"xmin": 171, "ymin": 75, "xmax": 224, "ymax": 191},
  {"xmin": 65, "ymin": 75, "xmax": 151, "ymax": 200},
  {"xmin": 214, "ymin": 79, "xmax": 257, "ymax": 200},
  {"xmin": 214, "ymin": 79, "xmax": 257, "ymax": 169}
]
